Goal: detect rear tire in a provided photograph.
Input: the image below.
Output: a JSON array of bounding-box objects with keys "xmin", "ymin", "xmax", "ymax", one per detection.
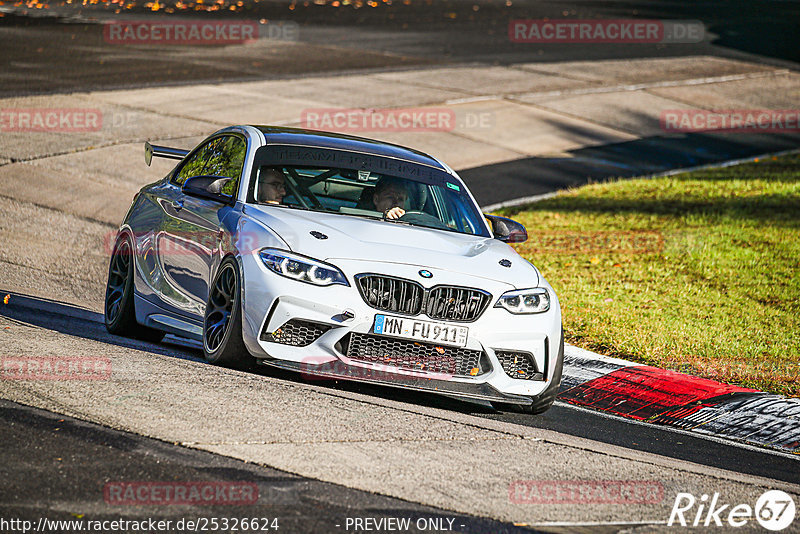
[
  {"xmin": 104, "ymin": 234, "xmax": 165, "ymax": 343},
  {"xmin": 203, "ymin": 257, "xmax": 253, "ymax": 369},
  {"xmin": 493, "ymin": 328, "xmax": 564, "ymax": 415}
]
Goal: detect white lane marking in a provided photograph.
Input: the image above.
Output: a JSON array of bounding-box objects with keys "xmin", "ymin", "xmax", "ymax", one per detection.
[
  {"xmin": 444, "ymin": 71, "xmax": 790, "ymax": 105},
  {"xmin": 507, "ymin": 69, "xmax": 791, "ymax": 101},
  {"xmin": 444, "ymin": 95, "xmax": 501, "ymax": 105},
  {"xmin": 483, "ymin": 192, "xmax": 559, "ymax": 212},
  {"xmin": 182, "ymin": 436, "xmax": 539, "ymax": 446},
  {"xmin": 444, "ymin": 70, "xmax": 790, "ymax": 106},
  {"xmin": 560, "ymin": 350, "xmax": 642, "ymax": 389}
]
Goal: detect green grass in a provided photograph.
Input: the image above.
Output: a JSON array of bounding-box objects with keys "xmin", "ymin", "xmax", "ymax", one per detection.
[{"xmin": 499, "ymin": 154, "xmax": 800, "ymax": 397}]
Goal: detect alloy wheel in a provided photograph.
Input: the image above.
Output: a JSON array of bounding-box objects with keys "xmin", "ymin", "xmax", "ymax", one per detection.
[
  {"xmin": 105, "ymin": 239, "xmax": 131, "ymax": 325},
  {"xmin": 205, "ymin": 262, "xmax": 236, "ymax": 353}
]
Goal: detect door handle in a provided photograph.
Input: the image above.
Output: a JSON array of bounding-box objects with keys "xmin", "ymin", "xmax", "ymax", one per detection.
[{"xmin": 171, "ymin": 199, "xmax": 184, "ymax": 211}]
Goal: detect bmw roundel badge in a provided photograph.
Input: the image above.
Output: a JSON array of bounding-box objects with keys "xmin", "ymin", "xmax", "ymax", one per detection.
[{"xmin": 419, "ymin": 270, "xmax": 433, "ymax": 278}]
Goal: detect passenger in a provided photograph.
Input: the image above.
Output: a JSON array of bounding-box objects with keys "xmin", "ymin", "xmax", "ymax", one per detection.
[{"xmin": 256, "ymin": 167, "xmax": 287, "ymax": 204}]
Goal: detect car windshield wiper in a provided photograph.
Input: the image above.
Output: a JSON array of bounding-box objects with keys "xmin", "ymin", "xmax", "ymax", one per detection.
[
  {"xmin": 347, "ymin": 213, "xmax": 382, "ymax": 221},
  {"xmin": 381, "ymin": 217, "xmax": 413, "ymax": 226},
  {"xmin": 339, "ymin": 212, "xmax": 414, "ymax": 225},
  {"xmin": 255, "ymin": 203, "xmax": 310, "ymax": 211},
  {"xmin": 386, "ymin": 217, "xmax": 468, "ymax": 235},
  {"xmin": 261, "ymin": 203, "xmax": 336, "ymax": 214}
]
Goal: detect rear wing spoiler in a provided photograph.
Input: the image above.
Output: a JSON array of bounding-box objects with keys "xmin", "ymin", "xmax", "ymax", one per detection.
[{"xmin": 144, "ymin": 141, "xmax": 189, "ymax": 166}]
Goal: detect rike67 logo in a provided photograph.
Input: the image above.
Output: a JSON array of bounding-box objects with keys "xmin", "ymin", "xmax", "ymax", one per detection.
[{"xmin": 668, "ymin": 490, "xmax": 796, "ymax": 531}]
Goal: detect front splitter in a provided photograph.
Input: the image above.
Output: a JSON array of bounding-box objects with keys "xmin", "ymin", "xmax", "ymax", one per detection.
[{"xmin": 257, "ymin": 358, "xmax": 533, "ymax": 406}]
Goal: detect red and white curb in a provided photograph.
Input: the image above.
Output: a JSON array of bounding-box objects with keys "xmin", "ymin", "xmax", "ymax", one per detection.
[{"xmin": 559, "ymin": 345, "xmax": 800, "ymax": 454}]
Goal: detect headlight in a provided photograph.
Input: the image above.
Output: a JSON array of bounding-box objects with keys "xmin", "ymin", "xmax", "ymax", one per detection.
[
  {"xmin": 259, "ymin": 248, "xmax": 349, "ymax": 287},
  {"xmin": 495, "ymin": 288, "xmax": 550, "ymax": 314}
]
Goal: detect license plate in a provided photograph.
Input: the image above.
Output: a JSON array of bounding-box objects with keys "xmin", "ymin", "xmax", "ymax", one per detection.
[{"xmin": 373, "ymin": 314, "xmax": 468, "ymax": 348}]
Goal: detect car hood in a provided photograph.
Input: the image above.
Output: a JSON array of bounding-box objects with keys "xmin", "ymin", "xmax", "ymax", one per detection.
[{"xmin": 244, "ymin": 205, "xmax": 539, "ymax": 288}]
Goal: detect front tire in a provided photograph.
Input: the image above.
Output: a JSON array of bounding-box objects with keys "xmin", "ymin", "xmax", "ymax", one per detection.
[
  {"xmin": 104, "ymin": 234, "xmax": 165, "ymax": 343},
  {"xmin": 493, "ymin": 328, "xmax": 564, "ymax": 415},
  {"xmin": 203, "ymin": 257, "xmax": 252, "ymax": 368}
]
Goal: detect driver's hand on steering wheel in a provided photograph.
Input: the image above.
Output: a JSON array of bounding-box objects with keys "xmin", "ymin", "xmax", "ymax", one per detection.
[{"xmin": 384, "ymin": 207, "xmax": 406, "ymax": 220}]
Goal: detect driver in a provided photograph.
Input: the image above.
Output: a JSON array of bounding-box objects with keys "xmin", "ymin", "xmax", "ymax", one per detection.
[
  {"xmin": 370, "ymin": 177, "xmax": 408, "ymax": 220},
  {"xmin": 256, "ymin": 167, "xmax": 287, "ymax": 204}
]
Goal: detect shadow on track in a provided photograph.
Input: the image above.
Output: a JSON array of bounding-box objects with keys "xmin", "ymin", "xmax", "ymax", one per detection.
[
  {"xmin": 0, "ymin": 291, "xmax": 206, "ymax": 363},
  {"xmin": 1, "ymin": 400, "xmax": 539, "ymax": 534},
  {"xmin": 0, "ymin": 290, "xmax": 491, "ymax": 415},
  {"xmin": 463, "ymin": 132, "xmax": 800, "ymax": 208}
]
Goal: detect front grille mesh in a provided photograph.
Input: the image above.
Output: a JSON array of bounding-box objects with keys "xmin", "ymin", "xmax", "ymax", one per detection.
[
  {"xmin": 345, "ymin": 333, "xmax": 487, "ymax": 377},
  {"xmin": 357, "ymin": 274, "xmax": 490, "ymax": 322},
  {"xmin": 261, "ymin": 319, "xmax": 331, "ymax": 346},
  {"xmin": 426, "ymin": 286, "xmax": 490, "ymax": 322},
  {"xmin": 357, "ymin": 275, "xmax": 423, "ymax": 315},
  {"xmin": 495, "ymin": 350, "xmax": 542, "ymax": 380}
]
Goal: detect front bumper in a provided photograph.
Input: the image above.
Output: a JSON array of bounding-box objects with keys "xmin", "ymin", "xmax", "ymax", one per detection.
[{"xmin": 240, "ymin": 253, "xmax": 562, "ymax": 400}]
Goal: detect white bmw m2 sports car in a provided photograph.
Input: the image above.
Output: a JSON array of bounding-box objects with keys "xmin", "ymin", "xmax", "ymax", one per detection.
[{"xmin": 105, "ymin": 126, "xmax": 563, "ymax": 413}]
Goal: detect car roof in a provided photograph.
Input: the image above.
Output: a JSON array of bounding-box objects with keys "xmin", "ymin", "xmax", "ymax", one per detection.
[{"xmin": 251, "ymin": 126, "xmax": 448, "ymax": 171}]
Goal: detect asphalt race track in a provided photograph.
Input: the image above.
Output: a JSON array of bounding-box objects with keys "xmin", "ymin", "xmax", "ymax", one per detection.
[
  {"xmin": 4, "ymin": 294, "xmax": 800, "ymax": 486},
  {"xmin": 1, "ymin": 1, "xmax": 800, "ymax": 532},
  {"xmin": 1, "ymin": 401, "xmax": 533, "ymax": 534},
  {"xmin": 2, "ymin": 291, "xmax": 799, "ymax": 533}
]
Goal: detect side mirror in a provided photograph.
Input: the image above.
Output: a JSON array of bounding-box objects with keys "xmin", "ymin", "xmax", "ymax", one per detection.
[
  {"xmin": 182, "ymin": 175, "xmax": 234, "ymax": 205},
  {"xmin": 485, "ymin": 214, "xmax": 528, "ymax": 243}
]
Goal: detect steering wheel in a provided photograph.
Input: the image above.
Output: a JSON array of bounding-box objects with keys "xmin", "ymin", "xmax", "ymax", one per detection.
[{"xmin": 398, "ymin": 211, "xmax": 451, "ymax": 230}]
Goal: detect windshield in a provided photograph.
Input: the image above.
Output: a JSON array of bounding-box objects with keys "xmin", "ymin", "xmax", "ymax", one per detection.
[{"xmin": 251, "ymin": 165, "xmax": 491, "ymax": 237}]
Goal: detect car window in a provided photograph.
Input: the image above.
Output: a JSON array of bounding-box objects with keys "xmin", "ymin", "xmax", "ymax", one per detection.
[
  {"xmin": 253, "ymin": 166, "xmax": 490, "ymax": 237},
  {"xmin": 173, "ymin": 136, "xmax": 246, "ymax": 197},
  {"xmin": 204, "ymin": 136, "xmax": 246, "ymax": 195},
  {"xmin": 173, "ymin": 139, "xmax": 217, "ymax": 186}
]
